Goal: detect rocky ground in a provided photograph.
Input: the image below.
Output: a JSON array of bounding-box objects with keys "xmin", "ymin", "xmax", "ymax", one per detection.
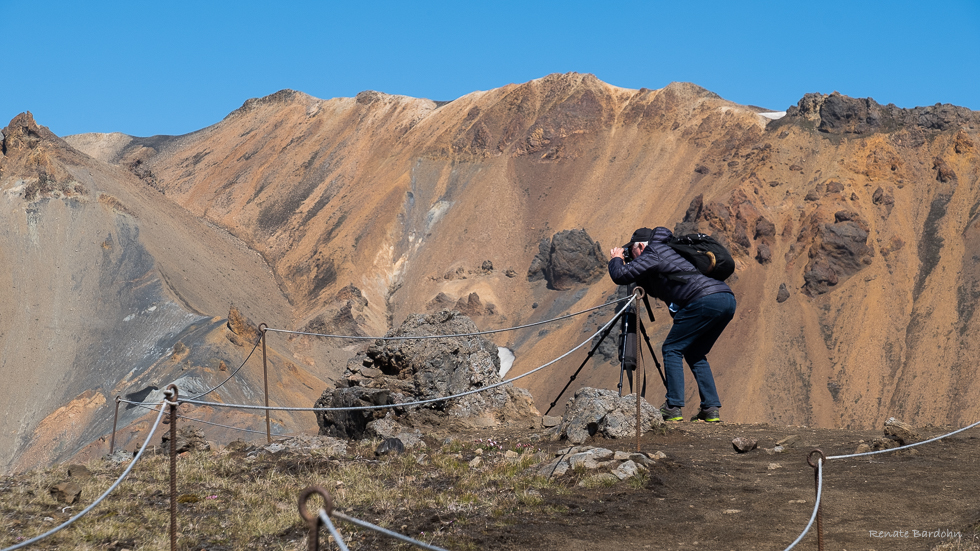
[
  {"xmin": 476, "ymin": 420, "xmax": 980, "ymax": 551},
  {"xmin": 2, "ymin": 414, "xmax": 979, "ymax": 550}
]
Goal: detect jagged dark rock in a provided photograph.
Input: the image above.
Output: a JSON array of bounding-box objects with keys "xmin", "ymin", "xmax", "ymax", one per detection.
[
  {"xmin": 776, "ymin": 283, "xmax": 790, "ymax": 303},
  {"xmin": 872, "ymin": 187, "xmax": 895, "ymax": 217},
  {"xmin": 674, "ymin": 194, "xmax": 705, "ymax": 236},
  {"xmin": 802, "ymin": 213, "xmax": 875, "ymax": 296},
  {"xmin": 314, "ymin": 387, "xmax": 393, "ymax": 440},
  {"xmin": 526, "ymin": 229, "xmax": 606, "ymax": 290}
]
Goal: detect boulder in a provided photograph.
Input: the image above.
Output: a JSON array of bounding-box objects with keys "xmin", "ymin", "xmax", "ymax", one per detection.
[
  {"xmin": 883, "ymin": 417, "xmax": 919, "ymax": 446},
  {"xmin": 316, "ymin": 311, "xmax": 538, "ymax": 439},
  {"xmin": 776, "ymin": 283, "xmax": 790, "ymax": 303},
  {"xmin": 613, "ymin": 460, "xmax": 640, "ymax": 480},
  {"xmin": 375, "ymin": 437, "xmax": 406, "ymax": 456},
  {"xmin": 49, "ymin": 482, "xmax": 81, "ymax": 505},
  {"xmin": 553, "ymin": 387, "xmax": 663, "ymax": 444},
  {"xmin": 315, "ymin": 386, "xmax": 394, "ymax": 440},
  {"xmin": 67, "ymin": 465, "xmax": 92, "ymax": 480},
  {"xmin": 732, "ymin": 437, "xmax": 758, "ymax": 453}
]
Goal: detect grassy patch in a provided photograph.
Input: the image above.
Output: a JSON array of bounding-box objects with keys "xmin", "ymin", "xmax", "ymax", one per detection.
[{"xmin": 0, "ymin": 438, "xmax": 577, "ymax": 549}]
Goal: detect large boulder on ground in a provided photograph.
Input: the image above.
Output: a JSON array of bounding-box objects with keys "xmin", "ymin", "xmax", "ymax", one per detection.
[
  {"xmin": 527, "ymin": 229, "xmax": 606, "ymax": 290},
  {"xmin": 316, "ymin": 311, "xmax": 538, "ymax": 439},
  {"xmin": 552, "ymin": 387, "xmax": 664, "ymax": 444}
]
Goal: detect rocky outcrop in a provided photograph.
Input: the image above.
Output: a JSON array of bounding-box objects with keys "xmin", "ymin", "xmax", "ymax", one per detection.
[
  {"xmin": 300, "ymin": 284, "xmax": 369, "ymax": 340},
  {"xmin": 226, "ymin": 306, "xmax": 260, "ymax": 347},
  {"xmin": 315, "ymin": 311, "xmax": 538, "ymax": 439},
  {"xmin": 2, "ymin": 113, "xmax": 88, "ymax": 202},
  {"xmin": 783, "ymin": 91, "xmax": 980, "ymax": 135},
  {"xmin": 801, "ymin": 211, "xmax": 875, "ymax": 296},
  {"xmin": 527, "ymin": 229, "xmax": 606, "ymax": 290}
]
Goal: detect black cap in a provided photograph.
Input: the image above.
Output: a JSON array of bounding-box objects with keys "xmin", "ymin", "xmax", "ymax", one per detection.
[{"xmin": 628, "ymin": 227, "xmax": 655, "ymax": 245}]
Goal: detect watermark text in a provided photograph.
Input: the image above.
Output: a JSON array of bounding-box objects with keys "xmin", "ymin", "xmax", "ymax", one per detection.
[{"xmin": 869, "ymin": 530, "xmax": 961, "ymax": 539}]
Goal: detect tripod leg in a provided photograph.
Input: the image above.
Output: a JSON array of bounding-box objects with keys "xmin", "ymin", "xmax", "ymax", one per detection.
[
  {"xmin": 546, "ymin": 307, "xmax": 628, "ymax": 415},
  {"xmin": 638, "ymin": 319, "xmax": 667, "ymax": 388}
]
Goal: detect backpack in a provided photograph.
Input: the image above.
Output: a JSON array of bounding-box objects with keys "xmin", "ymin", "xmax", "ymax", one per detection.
[{"xmin": 667, "ymin": 233, "xmax": 735, "ymax": 281}]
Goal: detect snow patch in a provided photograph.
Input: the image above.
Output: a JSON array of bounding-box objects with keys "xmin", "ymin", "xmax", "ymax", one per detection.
[
  {"xmin": 498, "ymin": 347, "xmax": 515, "ymax": 378},
  {"xmin": 759, "ymin": 111, "xmax": 786, "ymax": 120}
]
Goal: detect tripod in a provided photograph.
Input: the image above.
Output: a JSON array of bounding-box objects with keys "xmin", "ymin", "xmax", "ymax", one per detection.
[{"xmin": 545, "ymin": 286, "xmax": 667, "ymax": 415}]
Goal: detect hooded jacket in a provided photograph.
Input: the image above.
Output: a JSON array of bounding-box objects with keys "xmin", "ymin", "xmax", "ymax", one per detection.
[{"xmin": 608, "ymin": 226, "xmax": 732, "ymax": 308}]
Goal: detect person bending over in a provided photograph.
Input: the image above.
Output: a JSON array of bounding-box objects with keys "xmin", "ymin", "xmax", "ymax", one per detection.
[{"xmin": 607, "ymin": 227, "xmax": 736, "ymax": 423}]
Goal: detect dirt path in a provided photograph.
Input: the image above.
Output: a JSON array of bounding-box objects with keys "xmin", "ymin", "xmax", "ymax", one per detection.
[{"xmin": 473, "ymin": 422, "xmax": 980, "ymax": 550}]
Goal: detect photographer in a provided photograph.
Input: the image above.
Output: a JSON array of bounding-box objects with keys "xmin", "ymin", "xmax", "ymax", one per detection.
[{"xmin": 608, "ymin": 227, "xmax": 736, "ymax": 423}]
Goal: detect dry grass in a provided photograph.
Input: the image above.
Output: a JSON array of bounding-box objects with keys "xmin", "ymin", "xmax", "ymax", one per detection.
[{"xmin": 0, "ymin": 438, "xmax": 567, "ymax": 550}]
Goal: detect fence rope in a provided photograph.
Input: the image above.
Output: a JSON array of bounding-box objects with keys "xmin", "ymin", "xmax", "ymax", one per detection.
[
  {"xmin": 327, "ymin": 510, "xmax": 450, "ymax": 551},
  {"xmin": 782, "ymin": 456, "xmax": 823, "ymax": 551},
  {"xmin": 179, "ymin": 336, "xmax": 262, "ymax": 401},
  {"xmin": 317, "ymin": 510, "xmax": 351, "ymax": 551},
  {"xmin": 779, "ymin": 419, "xmax": 980, "ymax": 550},
  {"xmin": 122, "ymin": 400, "xmax": 307, "ymax": 438},
  {"xmin": 1, "ymin": 398, "xmax": 172, "ymax": 551},
  {"xmin": 179, "ymin": 296, "xmax": 636, "ymax": 413},
  {"xmin": 826, "ymin": 418, "xmax": 980, "ymax": 460},
  {"xmin": 264, "ymin": 296, "xmax": 630, "ymax": 340}
]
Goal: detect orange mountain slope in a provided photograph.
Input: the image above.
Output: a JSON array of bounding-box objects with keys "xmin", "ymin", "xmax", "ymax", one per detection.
[{"xmin": 2, "ymin": 72, "xmax": 978, "ymax": 472}]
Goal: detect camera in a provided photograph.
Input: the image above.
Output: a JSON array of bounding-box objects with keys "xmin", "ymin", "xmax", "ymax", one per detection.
[{"xmin": 622, "ymin": 242, "xmax": 635, "ymax": 263}]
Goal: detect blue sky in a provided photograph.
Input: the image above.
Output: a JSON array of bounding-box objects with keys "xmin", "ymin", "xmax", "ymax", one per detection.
[{"xmin": 2, "ymin": 0, "xmax": 978, "ymax": 138}]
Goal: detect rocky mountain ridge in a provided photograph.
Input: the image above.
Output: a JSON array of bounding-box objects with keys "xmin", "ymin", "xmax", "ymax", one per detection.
[{"xmin": 1, "ymin": 72, "xmax": 978, "ymax": 473}]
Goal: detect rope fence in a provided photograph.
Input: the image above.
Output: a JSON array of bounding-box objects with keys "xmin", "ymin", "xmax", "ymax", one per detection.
[
  {"xmin": 1, "ymin": 396, "xmax": 172, "ymax": 551},
  {"xmin": 179, "ymin": 296, "xmax": 636, "ymax": 414},
  {"xmin": 122, "ymin": 399, "xmax": 307, "ymax": 438},
  {"xmin": 185, "ymin": 336, "xmax": 263, "ymax": 401},
  {"xmin": 263, "ymin": 296, "xmax": 630, "ymax": 340},
  {"xmin": 781, "ymin": 419, "xmax": 980, "ymax": 551},
  {"xmin": 198, "ymin": 308, "xmax": 629, "ymax": 415}
]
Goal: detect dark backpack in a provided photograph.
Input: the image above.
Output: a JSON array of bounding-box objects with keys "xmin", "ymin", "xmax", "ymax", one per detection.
[{"xmin": 667, "ymin": 233, "xmax": 735, "ymax": 281}]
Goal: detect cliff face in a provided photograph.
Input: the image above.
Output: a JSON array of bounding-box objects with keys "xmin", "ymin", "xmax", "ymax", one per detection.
[{"xmin": 2, "ymin": 73, "xmax": 978, "ymax": 471}]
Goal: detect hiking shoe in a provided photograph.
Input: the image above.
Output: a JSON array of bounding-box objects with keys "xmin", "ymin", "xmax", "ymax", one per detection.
[
  {"xmin": 692, "ymin": 407, "xmax": 721, "ymax": 423},
  {"xmin": 660, "ymin": 402, "xmax": 683, "ymax": 422}
]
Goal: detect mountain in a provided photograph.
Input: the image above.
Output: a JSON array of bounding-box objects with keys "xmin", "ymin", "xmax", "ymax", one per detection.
[{"xmin": 1, "ymin": 72, "xmax": 978, "ymax": 473}]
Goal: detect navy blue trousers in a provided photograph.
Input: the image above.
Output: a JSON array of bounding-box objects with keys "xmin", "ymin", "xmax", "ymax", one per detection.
[{"xmin": 661, "ymin": 292, "xmax": 736, "ymax": 410}]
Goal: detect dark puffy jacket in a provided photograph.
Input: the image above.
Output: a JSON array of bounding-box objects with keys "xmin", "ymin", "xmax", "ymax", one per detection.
[{"xmin": 608, "ymin": 226, "xmax": 732, "ymax": 307}]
